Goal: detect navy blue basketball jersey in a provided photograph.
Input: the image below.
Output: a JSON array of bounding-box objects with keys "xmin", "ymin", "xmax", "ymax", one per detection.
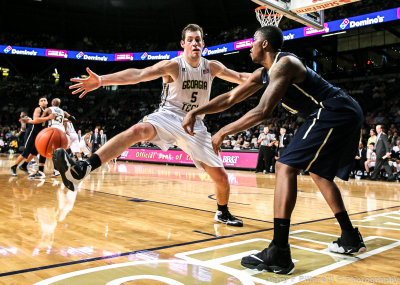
[
  {"xmin": 261, "ymin": 52, "xmax": 341, "ymax": 117},
  {"xmin": 32, "ymin": 106, "xmax": 47, "ymax": 133}
]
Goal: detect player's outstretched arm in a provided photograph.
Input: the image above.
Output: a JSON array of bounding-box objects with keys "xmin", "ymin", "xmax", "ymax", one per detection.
[
  {"xmin": 70, "ymin": 60, "xmax": 177, "ymax": 98},
  {"xmin": 211, "ymin": 58, "xmax": 297, "ymax": 154},
  {"xmin": 182, "ymin": 69, "xmax": 263, "ymax": 136},
  {"xmin": 211, "ymin": 60, "xmax": 251, "ymax": 84}
]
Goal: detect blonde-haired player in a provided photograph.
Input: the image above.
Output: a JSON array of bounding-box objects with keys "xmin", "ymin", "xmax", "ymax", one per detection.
[{"xmin": 54, "ymin": 24, "xmax": 250, "ymax": 226}]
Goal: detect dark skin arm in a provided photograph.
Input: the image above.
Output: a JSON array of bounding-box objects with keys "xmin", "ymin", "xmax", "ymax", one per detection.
[
  {"xmin": 182, "ymin": 68, "xmax": 264, "ymax": 135},
  {"xmin": 211, "ymin": 56, "xmax": 306, "ymax": 154}
]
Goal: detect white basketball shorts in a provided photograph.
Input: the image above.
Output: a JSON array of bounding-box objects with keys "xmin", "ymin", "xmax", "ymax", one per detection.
[
  {"xmin": 79, "ymin": 140, "xmax": 91, "ymax": 156},
  {"xmin": 68, "ymin": 133, "xmax": 80, "ymax": 153},
  {"xmin": 144, "ymin": 109, "xmax": 223, "ymax": 170}
]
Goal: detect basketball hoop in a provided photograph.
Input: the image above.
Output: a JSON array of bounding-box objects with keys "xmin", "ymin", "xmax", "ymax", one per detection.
[{"xmin": 255, "ymin": 6, "xmax": 283, "ymax": 27}]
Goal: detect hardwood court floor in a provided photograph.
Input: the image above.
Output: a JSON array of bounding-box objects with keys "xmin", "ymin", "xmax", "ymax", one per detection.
[{"xmin": 0, "ymin": 154, "xmax": 399, "ymax": 284}]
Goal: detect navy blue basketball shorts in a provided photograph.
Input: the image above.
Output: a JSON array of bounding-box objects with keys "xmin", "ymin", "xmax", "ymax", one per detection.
[
  {"xmin": 21, "ymin": 128, "xmax": 39, "ymax": 158},
  {"xmin": 279, "ymin": 93, "xmax": 364, "ymax": 181}
]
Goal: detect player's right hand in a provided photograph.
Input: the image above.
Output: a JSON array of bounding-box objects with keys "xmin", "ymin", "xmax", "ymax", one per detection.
[
  {"xmin": 69, "ymin": 67, "xmax": 101, "ymax": 98},
  {"xmin": 182, "ymin": 112, "xmax": 196, "ymax": 136}
]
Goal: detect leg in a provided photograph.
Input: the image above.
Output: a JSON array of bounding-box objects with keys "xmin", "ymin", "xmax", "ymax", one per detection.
[
  {"xmin": 309, "ymin": 172, "xmax": 345, "ymax": 214},
  {"xmin": 370, "ymin": 158, "xmax": 384, "ymax": 179},
  {"xmin": 201, "ymin": 163, "xmax": 243, "ymax": 227},
  {"xmin": 96, "ymin": 123, "xmax": 157, "ymax": 163},
  {"xmin": 274, "ymin": 162, "xmax": 298, "ymax": 218},
  {"xmin": 241, "ymin": 161, "xmax": 297, "ymax": 274},
  {"xmin": 309, "ymin": 172, "xmax": 366, "ymax": 254},
  {"xmin": 53, "ymin": 123, "xmax": 157, "ymax": 191},
  {"xmin": 201, "ymin": 164, "xmax": 229, "ymax": 205}
]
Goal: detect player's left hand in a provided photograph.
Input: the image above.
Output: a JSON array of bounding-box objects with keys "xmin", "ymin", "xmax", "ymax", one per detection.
[
  {"xmin": 182, "ymin": 112, "xmax": 196, "ymax": 136},
  {"xmin": 211, "ymin": 131, "xmax": 224, "ymax": 155}
]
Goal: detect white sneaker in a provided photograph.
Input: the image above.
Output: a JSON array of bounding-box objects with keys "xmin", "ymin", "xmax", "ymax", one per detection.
[{"xmin": 52, "ymin": 170, "xmax": 61, "ymax": 177}]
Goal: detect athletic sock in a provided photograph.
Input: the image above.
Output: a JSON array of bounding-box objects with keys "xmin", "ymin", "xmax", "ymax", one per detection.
[
  {"xmin": 273, "ymin": 218, "xmax": 290, "ymax": 248},
  {"xmin": 39, "ymin": 166, "xmax": 44, "ymax": 172},
  {"xmin": 11, "ymin": 164, "xmax": 17, "ymax": 168},
  {"xmin": 217, "ymin": 204, "xmax": 228, "ymax": 213},
  {"xmin": 21, "ymin": 161, "xmax": 28, "ymax": 168},
  {"xmin": 335, "ymin": 211, "xmax": 353, "ymax": 231},
  {"xmin": 87, "ymin": 154, "xmax": 102, "ymax": 172}
]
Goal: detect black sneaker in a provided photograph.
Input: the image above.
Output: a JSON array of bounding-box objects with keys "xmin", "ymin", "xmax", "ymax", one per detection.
[
  {"xmin": 18, "ymin": 164, "xmax": 29, "ymax": 174},
  {"xmin": 214, "ymin": 210, "xmax": 243, "ymax": 227},
  {"xmin": 28, "ymin": 171, "xmax": 46, "ymax": 179},
  {"xmin": 328, "ymin": 228, "xmax": 366, "ymax": 254},
  {"xmin": 10, "ymin": 165, "xmax": 17, "ymax": 176},
  {"xmin": 53, "ymin": 148, "xmax": 91, "ymax": 191},
  {"xmin": 241, "ymin": 241, "xmax": 295, "ymax": 274}
]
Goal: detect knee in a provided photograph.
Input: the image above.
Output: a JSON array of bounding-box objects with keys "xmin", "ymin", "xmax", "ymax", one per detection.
[
  {"xmin": 127, "ymin": 124, "xmax": 153, "ymax": 141},
  {"xmin": 214, "ymin": 170, "xmax": 229, "ymax": 188},
  {"xmin": 276, "ymin": 162, "xmax": 297, "ymax": 177}
]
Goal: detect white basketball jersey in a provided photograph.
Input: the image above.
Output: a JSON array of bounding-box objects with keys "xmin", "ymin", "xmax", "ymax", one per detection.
[
  {"xmin": 160, "ymin": 56, "xmax": 212, "ymax": 120},
  {"xmin": 48, "ymin": 106, "xmax": 65, "ymax": 131},
  {"xmin": 66, "ymin": 121, "xmax": 76, "ymax": 134}
]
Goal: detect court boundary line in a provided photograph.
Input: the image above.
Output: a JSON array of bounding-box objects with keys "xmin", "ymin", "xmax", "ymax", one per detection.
[{"xmin": 1, "ymin": 204, "xmax": 399, "ymax": 277}]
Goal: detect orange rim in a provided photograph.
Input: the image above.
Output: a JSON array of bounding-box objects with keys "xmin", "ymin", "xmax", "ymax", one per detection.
[{"xmin": 255, "ymin": 6, "xmax": 281, "ymax": 17}]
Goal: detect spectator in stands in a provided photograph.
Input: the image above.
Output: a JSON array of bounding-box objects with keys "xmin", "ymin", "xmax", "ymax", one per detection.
[
  {"xmin": 242, "ymin": 141, "xmax": 251, "ymax": 150},
  {"xmin": 221, "ymin": 140, "xmax": 233, "ymax": 150},
  {"xmin": 370, "ymin": 125, "xmax": 395, "ymax": 181},
  {"xmin": 251, "ymin": 141, "xmax": 260, "ymax": 150},
  {"xmin": 390, "ymin": 139, "xmax": 400, "ymax": 176},
  {"xmin": 367, "ymin": 129, "xmax": 377, "ymax": 146},
  {"xmin": 364, "ymin": 143, "xmax": 376, "ymax": 177},
  {"xmin": 351, "ymin": 142, "xmax": 367, "ymax": 178}
]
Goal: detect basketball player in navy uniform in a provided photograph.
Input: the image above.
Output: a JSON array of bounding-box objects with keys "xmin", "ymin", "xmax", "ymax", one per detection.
[
  {"xmin": 10, "ymin": 98, "xmax": 55, "ymax": 176},
  {"xmin": 53, "ymin": 24, "xmax": 250, "ymax": 226},
  {"xmin": 182, "ymin": 26, "xmax": 366, "ymax": 274}
]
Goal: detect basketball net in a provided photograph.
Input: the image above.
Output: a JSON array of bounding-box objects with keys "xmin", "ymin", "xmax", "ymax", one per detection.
[{"xmin": 255, "ymin": 6, "xmax": 283, "ymax": 27}]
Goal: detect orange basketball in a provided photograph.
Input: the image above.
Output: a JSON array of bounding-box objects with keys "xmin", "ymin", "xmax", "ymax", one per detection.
[{"xmin": 35, "ymin": 127, "xmax": 68, "ymax": 158}]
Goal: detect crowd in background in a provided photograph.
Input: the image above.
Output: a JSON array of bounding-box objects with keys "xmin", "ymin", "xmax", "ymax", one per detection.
[{"xmin": 1, "ymin": 0, "xmax": 398, "ymax": 54}]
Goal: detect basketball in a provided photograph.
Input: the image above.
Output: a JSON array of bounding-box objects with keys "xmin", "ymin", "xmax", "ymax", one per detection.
[{"xmin": 35, "ymin": 127, "xmax": 68, "ymax": 158}]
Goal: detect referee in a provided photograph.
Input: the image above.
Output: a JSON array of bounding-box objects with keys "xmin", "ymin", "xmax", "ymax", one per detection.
[{"xmin": 255, "ymin": 126, "xmax": 276, "ymax": 173}]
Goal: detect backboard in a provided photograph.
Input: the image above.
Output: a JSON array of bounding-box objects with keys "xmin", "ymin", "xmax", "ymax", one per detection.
[
  {"xmin": 252, "ymin": 0, "xmax": 325, "ymax": 29},
  {"xmin": 252, "ymin": 0, "xmax": 361, "ymax": 30}
]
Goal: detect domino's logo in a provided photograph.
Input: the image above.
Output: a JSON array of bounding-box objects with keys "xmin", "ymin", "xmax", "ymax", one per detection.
[
  {"xmin": 141, "ymin": 52, "xmax": 148, "ymax": 60},
  {"xmin": 4, "ymin": 46, "xmax": 12, "ymax": 53},
  {"xmin": 76, "ymin": 52, "xmax": 84, "ymax": 59},
  {"xmin": 340, "ymin": 18, "xmax": 350, "ymax": 29},
  {"xmin": 202, "ymin": 48, "xmax": 208, "ymax": 56}
]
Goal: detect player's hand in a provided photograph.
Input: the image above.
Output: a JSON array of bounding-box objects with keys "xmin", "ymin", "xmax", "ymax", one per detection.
[
  {"xmin": 182, "ymin": 112, "xmax": 196, "ymax": 136},
  {"xmin": 69, "ymin": 67, "xmax": 102, "ymax": 98},
  {"xmin": 211, "ymin": 130, "xmax": 225, "ymax": 155}
]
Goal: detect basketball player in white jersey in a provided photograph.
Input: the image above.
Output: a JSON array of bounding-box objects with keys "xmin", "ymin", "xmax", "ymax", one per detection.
[
  {"xmin": 79, "ymin": 131, "xmax": 92, "ymax": 158},
  {"xmin": 34, "ymin": 98, "xmax": 76, "ymax": 178},
  {"xmin": 54, "ymin": 24, "xmax": 250, "ymax": 226}
]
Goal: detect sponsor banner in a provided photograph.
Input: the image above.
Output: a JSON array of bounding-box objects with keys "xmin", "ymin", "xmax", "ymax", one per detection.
[
  {"xmin": 304, "ymin": 23, "xmax": 330, "ymax": 36},
  {"xmin": 1, "ymin": 7, "xmax": 399, "ymax": 60},
  {"xmin": 135, "ymin": 51, "xmax": 179, "ymax": 61},
  {"xmin": 234, "ymin": 38, "xmax": 253, "ymax": 50},
  {"xmin": 72, "ymin": 51, "xmax": 110, "ymax": 61},
  {"xmin": 109, "ymin": 163, "xmax": 258, "ymax": 186},
  {"xmin": 201, "ymin": 43, "xmax": 233, "ymax": 56},
  {"xmin": 118, "ymin": 148, "xmax": 257, "ymax": 169},
  {"xmin": 0, "ymin": 45, "xmax": 42, "ymax": 56},
  {"xmin": 115, "ymin": 53, "xmax": 134, "ymax": 61},
  {"xmin": 45, "ymin": 49, "xmax": 68, "ymax": 58},
  {"xmin": 291, "ymin": 0, "xmax": 361, "ymax": 14}
]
